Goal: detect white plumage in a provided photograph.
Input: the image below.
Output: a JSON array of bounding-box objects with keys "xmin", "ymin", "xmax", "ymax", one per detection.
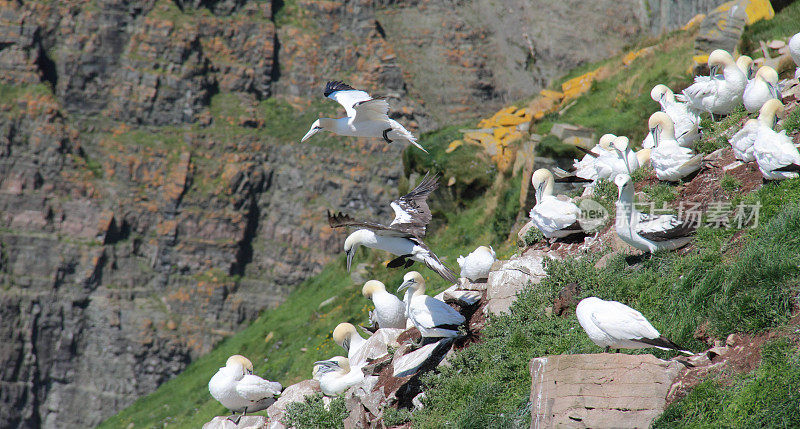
[
  {"xmin": 753, "ymin": 99, "xmax": 800, "ymax": 180},
  {"xmin": 529, "ymin": 169, "xmax": 584, "ymax": 239},
  {"xmin": 332, "ymin": 323, "xmax": 369, "ymax": 367},
  {"xmin": 362, "ymin": 280, "xmax": 406, "ymax": 329},
  {"xmin": 457, "ymin": 245, "xmax": 496, "ymax": 281},
  {"xmin": 789, "ymin": 33, "xmax": 800, "ymax": 78},
  {"xmin": 648, "ymin": 112, "xmax": 702, "ymax": 182},
  {"xmin": 398, "ymin": 272, "xmax": 465, "ymax": 339},
  {"xmin": 614, "ymin": 174, "xmax": 694, "ymax": 253},
  {"xmin": 208, "ymin": 355, "xmax": 282, "ymax": 416},
  {"xmin": 743, "ymin": 66, "xmax": 780, "ymax": 113},
  {"xmin": 730, "ymin": 119, "xmax": 760, "ymax": 162},
  {"xmin": 313, "ymin": 356, "xmax": 364, "ymax": 396},
  {"xmin": 301, "ymin": 80, "xmax": 427, "ymax": 153},
  {"xmin": 595, "ymin": 136, "xmax": 640, "ymax": 180},
  {"xmin": 643, "ymin": 84, "xmax": 700, "ymax": 149},
  {"xmin": 682, "ymin": 50, "xmax": 746, "ymax": 115},
  {"xmin": 576, "ymin": 297, "xmax": 691, "ymax": 354}
]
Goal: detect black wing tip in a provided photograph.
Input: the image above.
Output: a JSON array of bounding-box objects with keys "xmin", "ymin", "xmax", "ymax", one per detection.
[
  {"xmin": 324, "ymin": 80, "xmax": 356, "ymax": 97},
  {"xmin": 775, "ymin": 163, "xmax": 800, "ymax": 173},
  {"xmin": 634, "ymin": 336, "xmax": 692, "ymax": 354},
  {"xmin": 327, "ymin": 210, "xmax": 352, "ymax": 228}
]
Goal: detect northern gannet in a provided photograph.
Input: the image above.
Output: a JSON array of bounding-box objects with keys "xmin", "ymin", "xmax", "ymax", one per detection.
[
  {"xmin": 730, "ymin": 98, "xmax": 782, "ymax": 162},
  {"xmin": 457, "ymin": 245, "xmax": 496, "ymax": 281},
  {"xmin": 328, "ymin": 173, "xmax": 457, "ymax": 282},
  {"xmin": 682, "ymin": 49, "xmax": 747, "ymax": 116},
  {"xmin": 208, "ymin": 355, "xmax": 283, "ymax": 423},
  {"xmin": 529, "ymin": 169, "xmax": 584, "ymax": 239},
  {"xmin": 736, "ymin": 55, "xmax": 754, "ymax": 79},
  {"xmin": 312, "ymin": 356, "xmax": 364, "ymax": 396},
  {"xmin": 332, "ymin": 322, "xmax": 368, "ymax": 366},
  {"xmin": 614, "ymin": 174, "xmax": 695, "ymax": 252},
  {"xmin": 362, "ymin": 280, "xmax": 407, "ymax": 329},
  {"xmin": 398, "ymin": 271, "xmax": 465, "ymax": 341},
  {"xmin": 552, "ymin": 134, "xmax": 616, "ymax": 183},
  {"xmin": 753, "ymin": 100, "xmax": 800, "ymax": 180},
  {"xmin": 643, "ymin": 84, "xmax": 701, "ymax": 148},
  {"xmin": 789, "ymin": 33, "xmax": 800, "ymax": 79},
  {"xmin": 595, "ymin": 136, "xmax": 640, "ymax": 180},
  {"xmin": 743, "ymin": 66, "xmax": 780, "ymax": 113},
  {"xmin": 301, "ymin": 80, "xmax": 427, "ymax": 153},
  {"xmin": 648, "ymin": 112, "xmax": 702, "ymax": 182},
  {"xmin": 576, "ymin": 297, "xmax": 692, "ymax": 354}
]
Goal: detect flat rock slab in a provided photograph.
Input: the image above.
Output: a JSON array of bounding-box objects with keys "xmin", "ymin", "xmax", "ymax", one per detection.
[
  {"xmin": 203, "ymin": 416, "xmax": 266, "ymax": 429},
  {"xmin": 485, "ymin": 250, "xmax": 552, "ymax": 315},
  {"xmin": 266, "ymin": 379, "xmax": 320, "ymax": 427},
  {"xmin": 529, "ymin": 353, "xmax": 682, "ymax": 429}
]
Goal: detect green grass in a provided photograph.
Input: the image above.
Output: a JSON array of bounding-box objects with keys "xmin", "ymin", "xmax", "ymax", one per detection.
[
  {"xmin": 534, "ymin": 135, "xmax": 584, "ymax": 159},
  {"xmin": 283, "ymin": 394, "xmax": 348, "ymax": 429},
  {"xmin": 410, "ymin": 178, "xmax": 800, "ymax": 428},
  {"xmin": 695, "ymin": 105, "xmax": 750, "ymax": 154},
  {"xmin": 653, "ymin": 338, "xmax": 800, "ymax": 428},
  {"xmin": 781, "ymin": 104, "xmax": 800, "ymax": 135}
]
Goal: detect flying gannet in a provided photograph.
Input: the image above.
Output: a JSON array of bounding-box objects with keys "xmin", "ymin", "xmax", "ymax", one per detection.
[
  {"xmin": 312, "ymin": 356, "xmax": 364, "ymax": 396},
  {"xmin": 576, "ymin": 297, "xmax": 692, "ymax": 354},
  {"xmin": 614, "ymin": 173, "xmax": 695, "ymax": 253},
  {"xmin": 529, "ymin": 168, "xmax": 585, "ymax": 239},
  {"xmin": 398, "ymin": 271, "xmax": 465, "ymax": 342},
  {"xmin": 208, "ymin": 355, "xmax": 283, "ymax": 423},
  {"xmin": 648, "ymin": 112, "xmax": 702, "ymax": 182},
  {"xmin": 682, "ymin": 49, "xmax": 747, "ymax": 116},
  {"xmin": 753, "ymin": 100, "xmax": 800, "ymax": 180},
  {"xmin": 328, "ymin": 173, "xmax": 457, "ymax": 282},
  {"xmin": 301, "ymin": 80, "xmax": 427, "ymax": 153},
  {"xmin": 743, "ymin": 66, "xmax": 780, "ymax": 113},
  {"xmin": 362, "ymin": 280, "xmax": 407, "ymax": 330},
  {"xmin": 457, "ymin": 245, "xmax": 496, "ymax": 281},
  {"xmin": 643, "ymin": 84, "xmax": 701, "ymax": 148}
]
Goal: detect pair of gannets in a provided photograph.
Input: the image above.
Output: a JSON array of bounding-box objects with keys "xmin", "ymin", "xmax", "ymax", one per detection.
[
  {"xmin": 399, "ymin": 271, "xmax": 466, "ymax": 341},
  {"xmin": 577, "ymin": 297, "xmax": 692, "ymax": 354},
  {"xmin": 457, "ymin": 245, "xmax": 496, "ymax": 281},
  {"xmin": 682, "ymin": 50, "xmax": 747, "ymax": 116},
  {"xmin": 313, "ymin": 356, "xmax": 363, "ymax": 396},
  {"xmin": 751, "ymin": 100, "xmax": 800, "ymax": 180},
  {"xmin": 730, "ymin": 98, "xmax": 784, "ymax": 163},
  {"xmin": 556, "ymin": 134, "xmax": 646, "ymax": 183},
  {"xmin": 209, "ymin": 355, "xmax": 282, "ymax": 422},
  {"xmin": 642, "ymin": 85, "xmax": 700, "ymax": 149},
  {"xmin": 329, "ymin": 173, "xmax": 458, "ymax": 282},
  {"xmin": 614, "ymin": 174, "xmax": 695, "ymax": 253},
  {"xmin": 302, "ymin": 81, "xmax": 428, "ymax": 153},
  {"xmin": 648, "ymin": 112, "xmax": 703, "ymax": 182}
]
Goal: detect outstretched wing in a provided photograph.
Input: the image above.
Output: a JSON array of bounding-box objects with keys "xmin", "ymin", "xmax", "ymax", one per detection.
[
  {"xmin": 324, "ymin": 81, "xmax": 372, "ymax": 118},
  {"xmin": 635, "ymin": 213, "xmax": 695, "ymax": 242},
  {"xmin": 352, "ymin": 98, "xmax": 391, "ymax": 123},
  {"xmin": 327, "ymin": 211, "xmax": 411, "ymax": 237},
  {"xmin": 389, "ymin": 173, "xmax": 439, "ymax": 237}
]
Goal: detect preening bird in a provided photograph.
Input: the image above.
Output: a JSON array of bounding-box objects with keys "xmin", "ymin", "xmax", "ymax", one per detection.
[
  {"xmin": 312, "ymin": 356, "xmax": 364, "ymax": 396},
  {"xmin": 551, "ymin": 133, "xmax": 616, "ymax": 183},
  {"xmin": 682, "ymin": 49, "xmax": 747, "ymax": 116},
  {"xmin": 208, "ymin": 355, "xmax": 282, "ymax": 423},
  {"xmin": 301, "ymin": 80, "xmax": 427, "ymax": 153},
  {"xmin": 332, "ymin": 322, "xmax": 368, "ymax": 366},
  {"xmin": 648, "ymin": 112, "xmax": 702, "ymax": 182},
  {"xmin": 398, "ymin": 271, "xmax": 465, "ymax": 341},
  {"xmin": 614, "ymin": 174, "xmax": 695, "ymax": 253},
  {"xmin": 753, "ymin": 100, "xmax": 800, "ymax": 180},
  {"xmin": 362, "ymin": 280, "xmax": 407, "ymax": 330},
  {"xmin": 328, "ymin": 173, "xmax": 457, "ymax": 282},
  {"xmin": 457, "ymin": 245, "xmax": 496, "ymax": 281},
  {"xmin": 743, "ymin": 66, "xmax": 780, "ymax": 113},
  {"xmin": 595, "ymin": 136, "xmax": 641, "ymax": 181},
  {"xmin": 643, "ymin": 84, "xmax": 700, "ymax": 148},
  {"xmin": 576, "ymin": 297, "xmax": 692, "ymax": 354},
  {"xmin": 730, "ymin": 98, "xmax": 782, "ymax": 163},
  {"xmin": 529, "ymin": 168, "xmax": 584, "ymax": 239}
]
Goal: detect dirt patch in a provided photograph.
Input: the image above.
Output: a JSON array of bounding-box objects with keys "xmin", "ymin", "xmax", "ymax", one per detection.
[{"xmin": 679, "ymin": 147, "xmax": 763, "ymax": 210}]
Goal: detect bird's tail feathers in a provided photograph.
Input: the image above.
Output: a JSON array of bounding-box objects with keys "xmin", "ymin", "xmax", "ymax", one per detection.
[{"xmin": 390, "ymin": 120, "xmax": 428, "ymax": 153}]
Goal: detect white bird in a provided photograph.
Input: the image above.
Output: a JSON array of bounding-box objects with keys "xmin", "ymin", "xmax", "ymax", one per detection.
[
  {"xmin": 643, "ymin": 84, "xmax": 701, "ymax": 148},
  {"xmin": 614, "ymin": 173, "xmax": 695, "ymax": 253},
  {"xmin": 398, "ymin": 271, "xmax": 465, "ymax": 341},
  {"xmin": 682, "ymin": 49, "xmax": 747, "ymax": 115},
  {"xmin": 312, "ymin": 356, "xmax": 364, "ymax": 396},
  {"xmin": 457, "ymin": 245, "xmax": 496, "ymax": 281},
  {"xmin": 551, "ymin": 134, "xmax": 616, "ymax": 183},
  {"xmin": 208, "ymin": 355, "xmax": 282, "ymax": 423},
  {"xmin": 362, "ymin": 280, "xmax": 407, "ymax": 330},
  {"xmin": 648, "ymin": 112, "xmax": 702, "ymax": 182},
  {"xmin": 576, "ymin": 297, "xmax": 692, "ymax": 354},
  {"xmin": 753, "ymin": 99, "xmax": 800, "ymax": 180},
  {"xmin": 529, "ymin": 168, "xmax": 584, "ymax": 239},
  {"xmin": 744, "ymin": 66, "xmax": 781, "ymax": 113},
  {"xmin": 595, "ymin": 136, "xmax": 640, "ymax": 180},
  {"xmin": 328, "ymin": 173, "xmax": 457, "ymax": 282},
  {"xmin": 789, "ymin": 33, "xmax": 800, "ymax": 79},
  {"xmin": 332, "ymin": 323, "xmax": 368, "ymax": 366},
  {"xmin": 301, "ymin": 80, "xmax": 427, "ymax": 153},
  {"xmin": 730, "ymin": 98, "xmax": 783, "ymax": 163},
  {"xmin": 736, "ymin": 55, "xmax": 755, "ymax": 80}
]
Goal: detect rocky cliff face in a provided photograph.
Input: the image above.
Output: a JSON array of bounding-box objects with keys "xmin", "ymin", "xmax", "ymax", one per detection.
[{"xmin": 0, "ymin": 0, "xmax": 725, "ymax": 427}]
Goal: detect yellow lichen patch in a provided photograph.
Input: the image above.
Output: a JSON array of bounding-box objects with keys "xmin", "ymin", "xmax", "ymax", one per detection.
[
  {"xmin": 445, "ymin": 140, "xmax": 464, "ymax": 153},
  {"xmin": 744, "ymin": 0, "xmax": 774, "ymax": 24},
  {"xmin": 561, "ymin": 69, "xmax": 600, "ymax": 102},
  {"xmin": 528, "ymin": 89, "xmax": 563, "ymax": 120},
  {"xmin": 682, "ymin": 13, "xmax": 706, "ymax": 31},
  {"xmin": 622, "ymin": 47, "xmax": 654, "ymax": 66}
]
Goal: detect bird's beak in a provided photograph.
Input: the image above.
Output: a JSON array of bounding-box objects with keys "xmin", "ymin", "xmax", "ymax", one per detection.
[
  {"xmin": 397, "ymin": 279, "xmax": 415, "ymax": 292},
  {"xmin": 346, "ymin": 249, "xmax": 354, "ymax": 272},
  {"xmin": 301, "ymin": 126, "xmax": 320, "ymax": 142},
  {"xmin": 341, "ymin": 338, "xmax": 350, "ymax": 352},
  {"xmin": 748, "ymin": 67, "xmax": 755, "ymax": 80},
  {"xmin": 650, "ymin": 126, "xmax": 660, "ymax": 147},
  {"xmin": 767, "ymin": 82, "xmax": 779, "ymax": 99},
  {"xmin": 314, "ymin": 360, "xmax": 340, "ymax": 371},
  {"xmin": 710, "ymin": 65, "xmax": 719, "ymax": 77}
]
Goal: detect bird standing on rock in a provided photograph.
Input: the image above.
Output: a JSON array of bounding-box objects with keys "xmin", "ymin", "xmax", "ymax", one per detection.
[
  {"xmin": 301, "ymin": 80, "xmax": 428, "ymax": 153},
  {"xmin": 362, "ymin": 280, "xmax": 407, "ymax": 329},
  {"xmin": 208, "ymin": 355, "xmax": 282, "ymax": 424},
  {"xmin": 398, "ymin": 271, "xmax": 465, "ymax": 343},
  {"xmin": 457, "ymin": 245, "xmax": 496, "ymax": 282}
]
